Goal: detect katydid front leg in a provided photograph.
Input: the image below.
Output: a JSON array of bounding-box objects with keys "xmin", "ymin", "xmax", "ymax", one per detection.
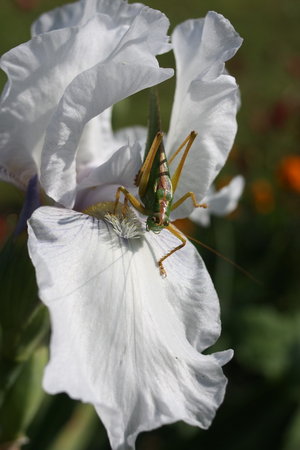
[
  {"xmin": 158, "ymin": 223, "xmax": 186, "ymax": 277},
  {"xmin": 114, "ymin": 186, "xmax": 150, "ymax": 216}
]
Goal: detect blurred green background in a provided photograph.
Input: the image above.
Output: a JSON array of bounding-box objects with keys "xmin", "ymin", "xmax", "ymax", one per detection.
[{"xmin": 0, "ymin": 0, "xmax": 300, "ymax": 449}]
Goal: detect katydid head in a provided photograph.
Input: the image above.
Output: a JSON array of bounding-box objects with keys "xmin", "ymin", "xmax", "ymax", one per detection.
[{"xmin": 146, "ymin": 215, "xmax": 169, "ymax": 233}]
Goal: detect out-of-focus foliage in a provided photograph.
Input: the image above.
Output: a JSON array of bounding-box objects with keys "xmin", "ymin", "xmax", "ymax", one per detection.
[
  {"xmin": 0, "ymin": 347, "xmax": 47, "ymax": 444},
  {"xmin": 0, "ymin": 0, "xmax": 299, "ymax": 449}
]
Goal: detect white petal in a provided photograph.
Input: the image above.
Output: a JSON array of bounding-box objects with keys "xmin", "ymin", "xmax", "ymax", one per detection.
[
  {"xmin": 114, "ymin": 126, "xmax": 147, "ymax": 149},
  {"xmin": 0, "ymin": 2, "xmax": 171, "ymax": 188},
  {"xmin": 207, "ymin": 175, "xmax": 245, "ymax": 216},
  {"xmin": 190, "ymin": 176, "xmax": 245, "ymax": 226},
  {"xmin": 28, "ymin": 206, "xmax": 231, "ymax": 450},
  {"xmin": 41, "ymin": 62, "xmax": 172, "ymax": 208},
  {"xmin": 76, "ymin": 108, "xmax": 116, "ymax": 170},
  {"xmin": 79, "ymin": 142, "xmax": 142, "ymax": 189},
  {"xmin": 188, "ymin": 206, "xmax": 211, "ymax": 227},
  {"xmin": 32, "ymin": 0, "xmax": 171, "ymax": 56},
  {"xmin": 166, "ymin": 12, "xmax": 243, "ymax": 219},
  {"xmin": 0, "ymin": 16, "xmax": 121, "ymax": 185},
  {"xmin": 77, "ymin": 117, "xmax": 147, "ymax": 174},
  {"xmin": 77, "ymin": 118, "xmax": 147, "ymax": 176},
  {"xmin": 31, "ymin": 0, "xmax": 83, "ymax": 35},
  {"xmin": 149, "ymin": 227, "xmax": 222, "ymax": 352}
]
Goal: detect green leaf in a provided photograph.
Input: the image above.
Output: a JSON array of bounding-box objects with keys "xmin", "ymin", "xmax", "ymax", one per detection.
[
  {"xmin": 0, "ymin": 235, "xmax": 48, "ymax": 362},
  {"xmin": 14, "ymin": 304, "xmax": 49, "ymax": 362},
  {"xmin": 234, "ymin": 306, "xmax": 295, "ymax": 380},
  {"xmin": 0, "ymin": 347, "xmax": 47, "ymax": 444},
  {"xmin": 0, "ymin": 235, "xmax": 38, "ymax": 337},
  {"xmin": 283, "ymin": 406, "xmax": 300, "ymax": 450}
]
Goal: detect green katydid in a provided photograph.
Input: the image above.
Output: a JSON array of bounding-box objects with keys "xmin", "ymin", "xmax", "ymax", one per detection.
[
  {"xmin": 85, "ymin": 91, "xmax": 259, "ymax": 283},
  {"xmin": 113, "ymin": 92, "xmax": 207, "ymax": 277}
]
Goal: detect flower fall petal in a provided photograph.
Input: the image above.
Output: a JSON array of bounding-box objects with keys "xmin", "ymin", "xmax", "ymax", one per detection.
[{"xmin": 28, "ymin": 206, "xmax": 232, "ymax": 450}]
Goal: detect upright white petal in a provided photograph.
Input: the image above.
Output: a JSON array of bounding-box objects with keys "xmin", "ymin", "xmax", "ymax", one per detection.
[
  {"xmin": 28, "ymin": 206, "xmax": 232, "ymax": 450},
  {"xmin": 0, "ymin": 0, "xmax": 171, "ymax": 188},
  {"xmin": 76, "ymin": 108, "xmax": 115, "ymax": 170},
  {"xmin": 31, "ymin": 0, "xmax": 83, "ymax": 35},
  {"xmin": 166, "ymin": 12, "xmax": 243, "ymax": 219},
  {"xmin": 114, "ymin": 126, "xmax": 147, "ymax": 150},
  {"xmin": 189, "ymin": 175, "xmax": 245, "ymax": 226},
  {"xmin": 76, "ymin": 115, "xmax": 147, "ymax": 172},
  {"xmin": 77, "ymin": 142, "xmax": 142, "ymax": 191},
  {"xmin": 32, "ymin": 0, "xmax": 171, "ymax": 55},
  {"xmin": 41, "ymin": 60, "xmax": 172, "ymax": 208},
  {"xmin": 75, "ymin": 142, "xmax": 142, "ymax": 211}
]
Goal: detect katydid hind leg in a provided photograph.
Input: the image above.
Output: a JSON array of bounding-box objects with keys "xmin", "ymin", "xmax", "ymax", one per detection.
[
  {"xmin": 170, "ymin": 131, "xmax": 197, "ymax": 194},
  {"xmin": 135, "ymin": 132, "xmax": 163, "ymax": 198}
]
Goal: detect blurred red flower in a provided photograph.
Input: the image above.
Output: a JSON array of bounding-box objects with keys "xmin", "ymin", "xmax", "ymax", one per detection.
[{"xmin": 15, "ymin": 0, "xmax": 39, "ymax": 11}]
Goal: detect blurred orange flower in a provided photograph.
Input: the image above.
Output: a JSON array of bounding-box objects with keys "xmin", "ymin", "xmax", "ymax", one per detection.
[
  {"xmin": 251, "ymin": 179, "xmax": 275, "ymax": 213},
  {"xmin": 278, "ymin": 155, "xmax": 300, "ymax": 193}
]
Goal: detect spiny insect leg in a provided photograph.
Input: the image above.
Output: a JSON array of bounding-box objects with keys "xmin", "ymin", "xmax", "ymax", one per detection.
[
  {"xmin": 114, "ymin": 186, "xmax": 150, "ymax": 216},
  {"xmin": 169, "ymin": 131, "xmax": 198, "ymax": 194},
  {"xmin": 168, "ymin": 131, "xmax": 197, "ymax": 165},
  {"xmin": 171, "ymin": 191, "xmax": 207, "ymax": 212},
  {"xmin": 158, "ymin": 223, "xmax": 186, "ymax": 277}
]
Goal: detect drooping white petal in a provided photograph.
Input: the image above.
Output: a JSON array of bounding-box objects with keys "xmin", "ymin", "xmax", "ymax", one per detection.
[
  {"xmin": 166, "ymin": 11, "xmax": 243, "ymax": 219},
  {"xmin": 189, "ymin": 175, "xmax": 245, "ymax": 226},
  {"xmin": 28, "ymin": 206, "xmax": 232, "ymax": 450},
  {"xmin": 41, "ymin": 61, "xmax": 172, "ymax": 208},
  {"xmin": 153, "ymin": 229, "xmax": 225, "ymax": 352},
  {"xmin": 0, "ymin": 0, "xmax": 172, "ymax": 188}
]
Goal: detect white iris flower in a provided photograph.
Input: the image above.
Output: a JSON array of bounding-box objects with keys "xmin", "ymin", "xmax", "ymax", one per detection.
[{"xmin": 0, "ymin": 1, "xmax": 243, "ymax": 449}]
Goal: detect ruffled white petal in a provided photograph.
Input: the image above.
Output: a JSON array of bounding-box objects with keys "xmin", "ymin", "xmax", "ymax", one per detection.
[
  {"xmin": 189, "ymin": 175, "xmax": 245, "ymax": 226},
  {"xmin": 41, "ymin": 61, "xmax": 172, "ymax": 208},
  {"xmin": 166, "ymin": 12, "xmax": 243, "ymax": 219},
  {"xmin": 28, "ymin": 206, "xmax": 232, "ymax": 450},
  {"xmin": 31, "ymin": 0, "xmax": 171, "ymax": 56},
  {"xmin": 0, "ymin": 0, "xmax": 172, "ymax": 188},
  {"xmin": 31, "ymin": 0, "xmax": 83, "ymax": 35}
]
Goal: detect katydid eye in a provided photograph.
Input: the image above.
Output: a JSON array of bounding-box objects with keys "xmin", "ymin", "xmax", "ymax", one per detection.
[{"xmin": 151, "ymin": 216, "xmax": 159, "ymax": 224}]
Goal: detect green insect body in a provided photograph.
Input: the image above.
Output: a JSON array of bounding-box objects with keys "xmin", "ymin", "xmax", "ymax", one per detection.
[{"xmin": 145, "ymin": 143, "xmax": 173, "ymax": 233}]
